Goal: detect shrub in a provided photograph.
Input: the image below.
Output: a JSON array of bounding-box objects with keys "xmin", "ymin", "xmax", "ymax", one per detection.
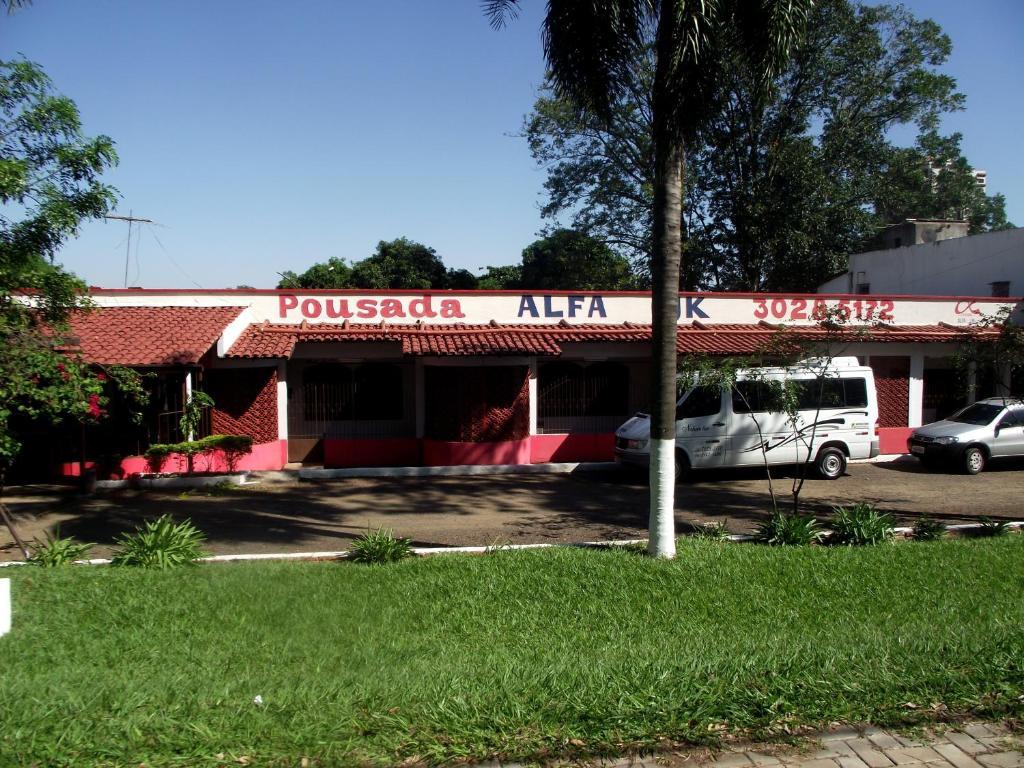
[
  {"xmin": 144, "ymin": 434, "xmax": 254, "ymax": 475},
  {"xmin": 348, "ymin": 527, "xmax": 413, "ymax": 564},
  {"xmin": 110, "ymin": 515, "xmax": 207, "ymax": 568},
  {"xmin": 975, "ymin": 516, "xmax": 1010, "ymax": 538},
  {"xmin": 28, "ymin": 530, "xmax": 91, "ymax": 566},
  {"xmin": 692, "ymin": 521, "xmax": 730, "ymax": 541},
  {"xmin": 830, "ymin": 503, "xmax": 896, "ymax": 546},
  {"xmin": 755, "ymin": 511, "xmax": 823, "ymax": 546},
  {"xmin": 911, "ymin": 517, "xmax": 947, "ymax": 541}
]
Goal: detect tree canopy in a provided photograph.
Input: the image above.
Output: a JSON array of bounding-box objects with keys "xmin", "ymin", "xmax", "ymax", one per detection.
[
  {"xmin": 524, "ymin": 0, "xmax": 1012, "ymax": 292},
  {"xmin": 0, "ymin": 58, "xmax": 143, "ymax": 476},
  {"xmin": 278, "ymin": 238, "xmax": 478, "ymax": 290}
]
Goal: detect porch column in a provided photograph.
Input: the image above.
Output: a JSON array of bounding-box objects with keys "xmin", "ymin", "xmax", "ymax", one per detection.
[
  {"xmin": 908, "ymin": 353, "xmax": 924, "ymax": 428},
  {"xmin": 528, "ymin": 359, "xmax": 538, "ymax": 436},
  {"xmin": 966, "ymin": 361, "xmax": 977, "ymax": 404},
  {"xmin": 276, "ymin": 361, "xmax": 288, "ymax": 443},
  {"xmin": 996, "ymin": 363, "xmax": 1012, "ymax": 396},
  {"xmin": 184, "ymin": 369, "xmax": 195, "ymax": 440}
]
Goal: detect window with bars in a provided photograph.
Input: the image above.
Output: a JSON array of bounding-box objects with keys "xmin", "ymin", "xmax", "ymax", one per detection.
[{"xmin": 537, "ymin": 361, "xmax": 629, "ymax": 433}]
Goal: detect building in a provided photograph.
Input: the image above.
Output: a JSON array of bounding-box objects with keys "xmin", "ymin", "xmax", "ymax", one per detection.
[
  {"xmin": 819, "ymin": 227, "xmax": 1024, "ymax": 298},
  {"xmin": 31, "ymin": 287, "xmax": 1022, "ymax": 481}
]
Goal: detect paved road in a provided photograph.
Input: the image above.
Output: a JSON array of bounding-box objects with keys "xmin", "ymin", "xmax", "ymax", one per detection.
[{"xmin": 3, "ymin": 457, "xmax": 1024, "ymax": 559}]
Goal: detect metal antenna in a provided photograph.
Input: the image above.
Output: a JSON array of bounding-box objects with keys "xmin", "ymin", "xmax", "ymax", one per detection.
[{"xmin": 104, "ymin": 210, "xmax": 155, "ymax": 287}]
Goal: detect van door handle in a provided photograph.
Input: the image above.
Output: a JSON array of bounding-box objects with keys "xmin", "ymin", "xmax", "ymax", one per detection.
[
  {"xmin": 705, "ymin": 439, "xmax": 720, "ymax": 444},
  {"xmin": 712, "ymin": 422, "xmax": 725, "ymax": 427}
]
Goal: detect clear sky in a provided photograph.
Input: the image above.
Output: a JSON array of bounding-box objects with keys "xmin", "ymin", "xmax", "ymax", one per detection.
[{"xmin": 5, "ymin": 0, "xmax": 1022, "ymax": 289}]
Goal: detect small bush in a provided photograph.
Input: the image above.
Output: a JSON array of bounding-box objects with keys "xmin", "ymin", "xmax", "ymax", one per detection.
[
  {"xmin": 911, "ymin": 517, "xmax": 947, "ymax": 541},
  {"xmin": 28, "ymin": 531, "xmax": 91, "ymax": 566},
  {"xmin": 975, "ymin": 516, "xmax": 1010, "ymax": 538},
  {"xmin": 830, "ymin": 503, "xmax": 896, "ymax": 546},
  {"xmin": 110, "ymin": 515, "xmax": 207, "ymax": 568},
  {"xmin": 692, "ymin": 521, "xmax": 730, "ymax": 541},
  {"xmin": 143, "ymin": 434, "xmax": 254, "ymax": 474},
  {"xmin": 348, "ymin": 527, "xmax": 413, "ymax": 564},
  {"xmin": 756, "ymin": 511, "xmax": 823, "ymax": 546}
]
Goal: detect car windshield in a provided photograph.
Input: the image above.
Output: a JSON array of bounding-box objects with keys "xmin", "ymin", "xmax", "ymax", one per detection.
[{"xmin": 948, "ymin": 403, "xmax": 1003, "ymax": 425}]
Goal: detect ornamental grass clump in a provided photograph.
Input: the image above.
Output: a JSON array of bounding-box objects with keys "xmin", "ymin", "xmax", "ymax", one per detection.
[
  {"xmin": 755, "ymin": 511, "xmax": 823, "ymax": 546},
  {"xmin": 975, "ymin": 516, "xmax": 1011, "ymax": 538},
  {"xmin": 348, "ymin": 527, "xmax": 414, "ymax": 565},
  {"xmin": 110, "ymin": 515, "xmax": 207, "ymax": 568},
  {"xmin": 911, "ymin": 516, "xmax": 947, "ymax": 541},
  {"xmin": 28, "ymin": 530, "xmax": 91, "ymax": 566},
  {"xmin": 830, "ymin": 503, "xmax": 896, "ymax": 546},
  {"xmin": 691, "ymin": 520, "xmax": 731, "ymax": 541}
]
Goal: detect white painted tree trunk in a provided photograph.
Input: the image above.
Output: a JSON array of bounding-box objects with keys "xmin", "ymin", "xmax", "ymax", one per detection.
[{"xmin": 648, "ymin": 438, "xmax": 677, "ymax": 558}]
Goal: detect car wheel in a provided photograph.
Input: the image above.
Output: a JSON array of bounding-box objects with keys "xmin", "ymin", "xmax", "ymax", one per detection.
[
  {"xmin": 816, "ymin": 446, "xmax": 847, "ymax": 480},
  {"xmin": 962, "ymin": 446, "xmax": 986, "ymax": 475},
  {"xmin": 674, "ymin": 451, "xmax": 691, "ymax": 482}
]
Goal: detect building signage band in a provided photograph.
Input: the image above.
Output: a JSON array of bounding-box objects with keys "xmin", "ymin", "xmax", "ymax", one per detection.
[{"xmin": 89, "ymin": 291, "xmax": 1018, "ymax": 328}]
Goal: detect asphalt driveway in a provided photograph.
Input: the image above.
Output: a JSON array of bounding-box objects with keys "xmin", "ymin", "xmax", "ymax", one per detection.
[{"xmin": 3, "ymin": 456, "xmax": 1023, "ymax": 560}]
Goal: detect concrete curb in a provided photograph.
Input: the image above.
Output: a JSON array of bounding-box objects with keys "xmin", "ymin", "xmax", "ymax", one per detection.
[
  {"xmin": 1, "ymin": 522, "xmax": 1020, "ymax": 569},
  {"xmin": 298, "ymin": 461, "xmax": 620, "ymax": 480}
]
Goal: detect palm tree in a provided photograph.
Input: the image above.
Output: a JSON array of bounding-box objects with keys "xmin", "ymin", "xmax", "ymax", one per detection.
[{"xmin": 485, "ymin": 0, "xmax": 813, "ymax": 557}]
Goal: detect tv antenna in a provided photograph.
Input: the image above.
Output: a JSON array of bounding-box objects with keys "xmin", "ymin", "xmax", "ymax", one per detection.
[{"xmin": 104, "ymin": 210, "xmax": 155, "ymax": 286}]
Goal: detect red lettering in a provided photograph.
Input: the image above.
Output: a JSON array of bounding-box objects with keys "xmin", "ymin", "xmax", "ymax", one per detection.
[
  {"xmin": 301, "ymin": 298, "xmax": 322, "ymax": 319},
  {"xmin": 356, "ymin": 299, "xmax": 377, "ymax": 319},
  {"xmin": 408, "ymin": 296, "xmax": 436, "ymax": 318},
  {"xmin": 439, "ymin": 299, "xmax": 464, "ymax": 319},
  {"xmin": 380, "ymin": 299, "xmax": 405, "ymax": 318},
  {"xmin": 770, "ymin": 298, "xmax": 787, "ymax": 318},
  {"xmin": 279, "ymin": 294, "xmax": 298, "ymax": 318},
  {"xmin": 325, "ymin": 299, "xmax": 352, "ymax": 319},
  {"xmin": 753, "ymin": 299, "xmax": 768, "ymax": 319},
  {"xmin": 790, "ymin": 298, "xmax": 807, "ymax": 320}
]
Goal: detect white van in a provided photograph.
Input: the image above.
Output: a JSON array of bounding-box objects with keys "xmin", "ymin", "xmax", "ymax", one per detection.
[{"xmin": 614, "ymin": 357, "xmax": 880, "ymax": 480}]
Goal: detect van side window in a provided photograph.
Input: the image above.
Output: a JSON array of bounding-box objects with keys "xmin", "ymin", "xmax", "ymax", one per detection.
[
  {"xmin": 795, "ymin": 377, "xmax": 868, "ymax": 409},
  {"xmin": 732, "ymin": 382, "xmax": 768, "ymax": 413},
  {"xmin": 676, "ymin": 386, "xmax": 722, "ymax": 419}
]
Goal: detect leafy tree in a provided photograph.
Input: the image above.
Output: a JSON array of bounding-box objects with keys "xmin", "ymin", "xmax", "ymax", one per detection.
[
  {"xmin": 278, "ymin": 257, "xmax": 352, "ymax": 289},
  {"xmin": 0, "ymin": 59, "xmax": 145, "ymax": 547},
  {"xmin": 486, "ymin": 0, "xmax": 813, "ymax": 558},
  {"xmin": 523, "ymin": 0, "xmax": 1009, "ymax": 292},
  {"xmin": 477, "ymin": 264, "xmax": 523, "ymax": 289},
  {"xmin": 277, "ymin": 238, "xmax": 478, "ymax": 290},
  {"xmin": 519, "ymin": 229, "xmax": 636, "ymax": 290}
]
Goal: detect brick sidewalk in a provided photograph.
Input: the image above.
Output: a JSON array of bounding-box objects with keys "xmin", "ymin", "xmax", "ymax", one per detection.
[{"xmin": 487, "ymin": 722, "xmax": 1023, "ymax": 768}]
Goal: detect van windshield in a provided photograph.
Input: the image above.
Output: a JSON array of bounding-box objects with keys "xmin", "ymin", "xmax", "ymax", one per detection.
[{"xmin": 948, "ymin": 403, "xmax": 1003, "ymax": 425}]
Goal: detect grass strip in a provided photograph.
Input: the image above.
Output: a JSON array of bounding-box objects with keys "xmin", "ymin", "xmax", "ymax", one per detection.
[{"xmin": 1, "ymin": 538, "xmax": 1022, "ymax": 766}]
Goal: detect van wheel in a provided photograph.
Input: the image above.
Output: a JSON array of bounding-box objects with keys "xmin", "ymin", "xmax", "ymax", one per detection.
[
  {"xmin": 962, "ymin": 446, "xmax": 986, "ymax": 475},
  {"xmin": 816, "ymin": 447, "xmax": 847, "ymax": 480},
  {"xmin": 674, "ymin": 452, "xmax": 691, "ymax": 482}
]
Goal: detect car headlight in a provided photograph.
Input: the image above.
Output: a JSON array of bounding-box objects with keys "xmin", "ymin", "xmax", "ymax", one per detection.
[
  {"xmin": 625, "ymin": 439, "xmax": 648, "ymax": 450},
  {"xmin": 932, "ymin": 436, "xmax": 959, "ymax": 445}
]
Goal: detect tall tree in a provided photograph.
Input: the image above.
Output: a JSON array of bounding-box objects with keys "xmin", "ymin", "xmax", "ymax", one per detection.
[
  {"xmin": 485, "ymin": 0, "xmax": 813, "ymax": 557},
  {"xmin": 524, "ymin": 1, "xmax": 1004, "ymax": 291},
  {"xmin": 0, "ymin": 58, "xmax": 143, "ymax": 504},
  {"xmin": 520, "ymin": 229, "xmax": 636, "ymax": 289}
]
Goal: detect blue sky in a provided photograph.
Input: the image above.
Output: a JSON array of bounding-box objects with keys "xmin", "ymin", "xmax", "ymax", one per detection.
[{"xmin": 5, "ymin": 0, "xmax": 1022, "ymax": 289}]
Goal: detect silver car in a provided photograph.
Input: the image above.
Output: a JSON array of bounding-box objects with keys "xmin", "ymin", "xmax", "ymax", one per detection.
[{"xmin": 907, "ymin": 398, "xmax": 1024, "ymax": 474}]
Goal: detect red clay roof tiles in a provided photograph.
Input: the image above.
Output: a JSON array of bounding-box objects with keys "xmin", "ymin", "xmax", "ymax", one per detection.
[
  {"xmin": 225, "ymin": 321, "xmax": 989, "ymax": 360},
  {"xmin": 67, "ymin": 306, "xmax": 245, "ymax": 366}
]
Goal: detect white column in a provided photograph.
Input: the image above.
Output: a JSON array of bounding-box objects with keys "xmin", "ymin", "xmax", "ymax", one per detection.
[
  {"xmin": 276, "ymin": 362, "xmax": 288, "ymax": 442},
  {"xmin": 414, "ymin": 360, "xmax": 425, "ymax": 439},
  {"xmin": 966, "ymin": 362, "xmax": 977, "ymax": 404},
  {"xmin": 908, "ymin": 353, "xmax": 925, "ymax": 428},
  {"xmin": 0, "ymin": 578, "xmax": 10, "ymax": 637},
  {"xmin": 184, "ymin": 369, "xmax": 195, "ymax": 440},
  {"xmin": 528, "ymin": 359, "xmax": 538, "ymax": 436}
]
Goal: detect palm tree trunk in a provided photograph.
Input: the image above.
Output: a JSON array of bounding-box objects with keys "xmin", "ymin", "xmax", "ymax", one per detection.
[{"xmin": 648, "ymin": 3, "xmax": 685, "ymax": 559}]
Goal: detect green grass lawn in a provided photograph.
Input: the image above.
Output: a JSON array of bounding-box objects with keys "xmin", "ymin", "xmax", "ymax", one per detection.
[{"xmin": 2, "ymin": 539, "xmax": 1023, "ymax": 767}]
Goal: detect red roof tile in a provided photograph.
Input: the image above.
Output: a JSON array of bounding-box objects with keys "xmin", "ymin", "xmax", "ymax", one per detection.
[
  {"xmin": 226, "ymin": 321, "xmax": 991, "ymax": 360},
  {"xmin": 67, "ymin": 306, "xmax": 245, "ymax": 366}
]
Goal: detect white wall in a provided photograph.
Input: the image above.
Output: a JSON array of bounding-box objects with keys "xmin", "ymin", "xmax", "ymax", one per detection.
[{"xmin": 819, "ymin": 228, "xmax": 1024, "ymax": 297}]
